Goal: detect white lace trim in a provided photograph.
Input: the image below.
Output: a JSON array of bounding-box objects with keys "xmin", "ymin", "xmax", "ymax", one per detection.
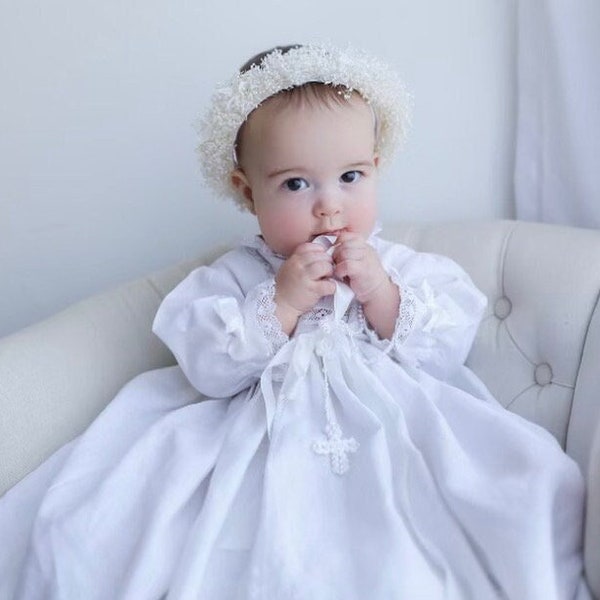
[
  {"xmin": 301, "ymin": 298, "xmax": 361, "ymax": 328},
  {"xmin": 255, "ymin": 279, "xmax": 288, "ymax": 353},
  {"xmin": 394, "ymin": 284, "xmax": 417, "ymax": 345},
  {"xmin": 303, "ymin": 306, "xmax": 333, "ymax": 322},
  {"xmin": 359, "ymin": 275, "xmax": 417, "ymax": 353}
]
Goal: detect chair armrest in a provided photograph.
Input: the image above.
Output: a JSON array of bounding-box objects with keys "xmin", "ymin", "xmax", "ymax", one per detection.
[
  {"xmin": 0, "ymin": 257, "xmax": 207, "ymax": 495},
  {"xmin": 585, "ymin": 425, "xmax": 600, "ymax": 597},
  {"xmin": 567, "ymin": 291, "xmax": 600, "ymax": 599}
]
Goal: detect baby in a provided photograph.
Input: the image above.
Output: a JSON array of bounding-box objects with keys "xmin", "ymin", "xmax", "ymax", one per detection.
[{"xmin": 1, "ymin": 43, "xmax": 587, "ymax": 600}]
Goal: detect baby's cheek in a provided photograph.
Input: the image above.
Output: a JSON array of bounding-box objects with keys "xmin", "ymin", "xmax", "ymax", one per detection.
[{"xmin": 349, "ymin": 197, "xmax": 377, "ymax": 232}]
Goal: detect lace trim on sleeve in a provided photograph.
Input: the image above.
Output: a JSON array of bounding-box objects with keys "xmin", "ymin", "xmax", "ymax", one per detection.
[
  {"xmin": 385, "ymin": 266, "xmax": 420, "ymax": 349},
  {"xmin": 394, "ymin": 284, "xmax": 417, "ymax": 345},
  {"xmin": 255, "ymin": 279, "xmax": 288, "ymax": 353},
  {"xmin": 359, "ymin": 273, "xmax": 418, "ymax": 354}
]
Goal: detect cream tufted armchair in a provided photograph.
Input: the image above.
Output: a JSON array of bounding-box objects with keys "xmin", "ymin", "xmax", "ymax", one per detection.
[{"xmin": 1, "ymin": 220, "xmax": 599, "ymax": 597}]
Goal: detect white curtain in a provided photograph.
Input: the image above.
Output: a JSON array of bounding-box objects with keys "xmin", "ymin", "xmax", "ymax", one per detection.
[{"xmin": 515, "ymin": 1, "xmax": 600, "ymax": 228}]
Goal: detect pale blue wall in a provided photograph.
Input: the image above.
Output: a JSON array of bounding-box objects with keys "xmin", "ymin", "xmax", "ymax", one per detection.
[{"xmin": 0, "ymin": 0, "xmax": 516, "ymax": 336}]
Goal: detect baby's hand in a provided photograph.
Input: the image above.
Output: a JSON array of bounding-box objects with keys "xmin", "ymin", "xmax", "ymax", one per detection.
[
  {"xmin": 332, "ymin": 232, "xmax": 400, "ymax": 339},
  {"xmin": 275, "ymin": 243, "xmax": 336, "ymax": 334},
  {"xmin": 332, "ymin": 232, "xmax": 389, "ymax": 304}
]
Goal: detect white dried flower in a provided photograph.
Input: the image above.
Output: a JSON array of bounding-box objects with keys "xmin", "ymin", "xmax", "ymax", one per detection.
[{"xmin": 196, "ymin": 43, "xmax": 411, "ymax": 210}]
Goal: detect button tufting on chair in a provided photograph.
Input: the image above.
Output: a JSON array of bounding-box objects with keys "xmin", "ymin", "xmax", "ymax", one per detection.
[
  {"xmin": 494, "ymin": 296, "xmax": 512, "ymax": 319},
  {"xmin": 534, "ymin": 363, "xmax": 553, "ymax": 386}
]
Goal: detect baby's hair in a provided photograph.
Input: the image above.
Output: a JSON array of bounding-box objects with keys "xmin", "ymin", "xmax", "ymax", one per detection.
[
  {"xmin": 234, "ymin": 44, "xmax": 369, "ymax": 167},
  {"xmin": 239, "ymin": 44, "xmax": 301, "ymax": 74}
]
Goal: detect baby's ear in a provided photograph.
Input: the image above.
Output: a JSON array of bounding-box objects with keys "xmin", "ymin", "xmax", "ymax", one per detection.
[{"xmin": 231, "ymin": 169, "xmax": 255, "ymax": 213}]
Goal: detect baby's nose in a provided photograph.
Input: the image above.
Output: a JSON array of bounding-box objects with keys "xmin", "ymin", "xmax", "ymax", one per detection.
[{"xmin": 314, "ymin": 192, "xmax": 342, "ymax": 216}]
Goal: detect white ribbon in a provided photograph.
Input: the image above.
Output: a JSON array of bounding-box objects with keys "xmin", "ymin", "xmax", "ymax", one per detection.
[
  {"xmin": 312, "ymin": 235, "xmax": 354, "ymax": 317},
  {"xmin": 259, "ymin": 236, "xmax": 360, "ymax": 474}
]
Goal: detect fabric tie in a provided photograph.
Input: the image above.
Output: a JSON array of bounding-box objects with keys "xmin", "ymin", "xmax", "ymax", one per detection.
[{"xmin": 259, "ymin": 235, "xmax": 359, "ymax": 474}]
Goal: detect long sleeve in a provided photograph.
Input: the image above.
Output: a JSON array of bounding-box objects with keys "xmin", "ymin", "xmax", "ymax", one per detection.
[
  {"xmin": 364, "ymin": 238, "xmax": 487, "ymax": 379},
  {"xmin": 152, "ymin": 247, "xmax": 287, "ymax": 398}
]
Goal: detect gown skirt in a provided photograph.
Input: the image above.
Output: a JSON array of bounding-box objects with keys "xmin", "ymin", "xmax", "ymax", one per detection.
[{"xmin": 0, "ymin": 238, "xmax": 587, "ymax": 600}]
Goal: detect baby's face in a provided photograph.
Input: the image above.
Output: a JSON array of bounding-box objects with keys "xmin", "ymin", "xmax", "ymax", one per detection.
[{"xmin": 232, "ymin": 94, "xmax": 379, "ymax": 257}]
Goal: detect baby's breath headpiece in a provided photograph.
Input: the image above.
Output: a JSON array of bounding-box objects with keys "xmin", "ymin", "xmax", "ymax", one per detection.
[{"xmin": 197, "ymin": 43, "xmax": 411, "ymax": 209}]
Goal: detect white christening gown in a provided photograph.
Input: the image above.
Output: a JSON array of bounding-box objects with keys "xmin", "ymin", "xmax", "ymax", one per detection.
[{"xmin": 0, "ymin": 234, "xmax": 587, "ymax": 600}]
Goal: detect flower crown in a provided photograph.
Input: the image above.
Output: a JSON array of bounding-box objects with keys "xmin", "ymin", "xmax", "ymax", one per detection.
[{"xmin": 196, "ymin": 43, "xmax": 411, "ymax": 210}]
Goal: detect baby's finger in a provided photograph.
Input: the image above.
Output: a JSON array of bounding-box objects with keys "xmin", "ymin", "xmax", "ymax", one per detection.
[
  {"xmin": 333, "ymin": 260, "xmax": 350, "ymax": 280},
  {"xmin": 305, "ymin": 256, "xmax": 335, "ymax": 280},
  {"xmin": 294, "ymin": 242, "xmax": 330, "ymax": 257},
  {"xmin": 332, "ymin": 245, "xmax": 366, "ymax": 264},
  {"xmin": 335, "ymin": 230, "xmax": 364, "ymax": 244},
  {"xmin": 332, "ymin": 234, "xmax": 367, "ymax": 253},
  {"xmin": 333, "ymin": 257, "xmax": 369, "ymax": 280},
  {"xmin": 314, "ymin": 278, "xmax": 337, "ymax": 298}
]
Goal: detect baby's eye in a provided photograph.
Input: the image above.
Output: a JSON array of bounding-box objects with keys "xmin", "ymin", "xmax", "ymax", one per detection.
[
  {"xmin": 340, "ymin": 170, "xmax": 362, "ymax": 184},
  {"xmin": 283, "ymin": 178, "xmax": 309, "ymax": 192}
]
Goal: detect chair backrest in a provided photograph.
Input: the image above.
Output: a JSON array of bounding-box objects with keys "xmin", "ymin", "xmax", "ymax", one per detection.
[{"xmin": 385, "ymin": 220, "xmax": 600, "ymax": 480}]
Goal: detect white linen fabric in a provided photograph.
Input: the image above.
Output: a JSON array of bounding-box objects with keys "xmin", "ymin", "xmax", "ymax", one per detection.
[
  {"xmin": 0, "ymin": 235, "xmax": 587, "ymax": 599},
  {"xmin": 515, "ymin": 0, "xmax": 600, "ymax": 228}
]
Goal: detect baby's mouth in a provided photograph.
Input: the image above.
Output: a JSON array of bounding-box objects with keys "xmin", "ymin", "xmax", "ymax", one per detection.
[{"xmin": 312, "ymin": 228, "xmax": 345, "ymax": 240}]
